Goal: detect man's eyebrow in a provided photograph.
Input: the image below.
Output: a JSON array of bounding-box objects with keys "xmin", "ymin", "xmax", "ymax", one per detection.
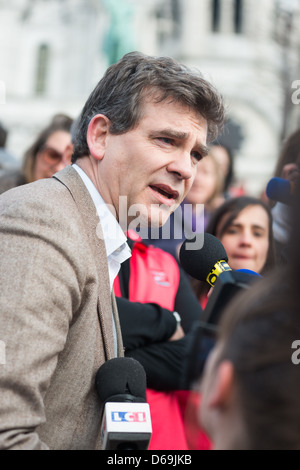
[{"xmin": 151, "ymin": 128, "xmax": 209, "ymax": 156}]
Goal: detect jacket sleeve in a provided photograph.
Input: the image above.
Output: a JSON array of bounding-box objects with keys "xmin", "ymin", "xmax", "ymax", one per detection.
[
  {"xmin": 117, "ymin": 297, "xmax": 177, "ymax": 351},
  {"xmin": 118, "ymin": 265, "xmax": 204, "ymax": 353},
  {"xmin": 0, "ymin": 186, "xmax": 83, "ymax": 449},
  {"xmin": 125, "ymin": 333, "xmax": 195, "ymax": 390},
  {"xmin": 174, "ymin": 267, "xmax": 204, "ymax": 332}
]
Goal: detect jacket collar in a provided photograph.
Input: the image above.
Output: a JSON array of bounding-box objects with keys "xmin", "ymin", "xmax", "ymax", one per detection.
[{"xmin": 52, "ymin": 165, "xmax": 124, "ymax": 359}]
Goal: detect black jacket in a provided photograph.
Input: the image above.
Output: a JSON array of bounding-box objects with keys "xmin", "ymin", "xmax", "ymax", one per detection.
[{"xmin": 117, "ymin": 238, "xmax": 204, "ymax": 390}]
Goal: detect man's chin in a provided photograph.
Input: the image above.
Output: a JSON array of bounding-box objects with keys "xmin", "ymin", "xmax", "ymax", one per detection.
[
  {"xmin": 148, "ymin": 208, "xmax": 173, "ymax": 228},
  {"xmin": 127, "ymin": 202, "xmax": 174, "ymax": 227}
]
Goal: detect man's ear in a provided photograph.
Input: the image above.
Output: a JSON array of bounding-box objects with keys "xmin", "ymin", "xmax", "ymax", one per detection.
[
  {"xmin": 86, "ymin": 114, "xmax": 110, "ymax": 160},
  {"xmin": 208, "ymin": 360, "xmax": 234, "ymax": 409}
]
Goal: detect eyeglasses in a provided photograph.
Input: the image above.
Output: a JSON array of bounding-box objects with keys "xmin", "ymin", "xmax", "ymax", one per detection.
[{"xmin": 38, "ymin": 145, "xmax": 72, "ymax": 165}]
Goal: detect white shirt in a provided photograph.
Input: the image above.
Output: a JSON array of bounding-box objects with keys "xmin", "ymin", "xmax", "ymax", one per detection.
[
  {"xmin": 72, "ymin": 164, "xmax": 131, "ymax": 290},
  {"xmin": 72, "ymin": 164, "xmax": 131, "ymax": 357}
]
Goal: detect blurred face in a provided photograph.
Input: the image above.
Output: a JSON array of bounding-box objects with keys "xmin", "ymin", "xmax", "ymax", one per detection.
[
  {"xmin": 33, "ymin": 130, "xmax": 72, "ymax": 180},
  {"xmin": 217, "ymin": 205, "xmax": 269, "ymax": 274},
  {"xmin": 210, "ymin": 145, "xmax": 230, "ymax": 177},
  {"xmin": 99, "ymin": 99, "xmax": 208, "ymax": 227},
  {"xmin": 185, "ymin": 155, "xmax": 219, "ymax": 206}
]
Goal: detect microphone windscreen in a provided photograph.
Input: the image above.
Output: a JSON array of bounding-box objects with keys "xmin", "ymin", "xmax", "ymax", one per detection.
[
  {"xmin": 266, "ymin": 177, "xmax": 292, "ymax": 204},
  {"xmin": 95, "ymin": 357, "xmax": 147, "ymax": 404},
  {"xmin": 179, "ymin": 232, "xmax": 228, "ymax": 281}
]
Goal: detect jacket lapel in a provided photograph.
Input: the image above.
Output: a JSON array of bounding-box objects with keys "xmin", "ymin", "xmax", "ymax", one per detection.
[{"xmin": 53, "ymin": 165, "xmax": 123, "ymax": 359}]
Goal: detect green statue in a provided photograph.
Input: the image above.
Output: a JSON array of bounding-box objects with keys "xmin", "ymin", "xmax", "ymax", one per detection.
[{"xmin": 102, "ymin": 0, "xmax": 136, "ymax": 65}]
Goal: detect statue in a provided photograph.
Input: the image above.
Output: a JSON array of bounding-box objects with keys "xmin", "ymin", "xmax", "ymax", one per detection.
[{"xmin": 102, "ymin": 0, "xmax": 136, "ymax": 65}]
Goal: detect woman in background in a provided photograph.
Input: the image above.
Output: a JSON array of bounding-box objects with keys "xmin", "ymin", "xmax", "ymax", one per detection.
[
  {"xmin": 206, "ymin": 195, "xmax": 275, "ymax": 274},
  {"xmin": 0, "ymin": 113, "xmax": 73, "ymax": 195},
  {"xmin": 191, "ymin": 196, "xmax": 276, "ymax": 306}
]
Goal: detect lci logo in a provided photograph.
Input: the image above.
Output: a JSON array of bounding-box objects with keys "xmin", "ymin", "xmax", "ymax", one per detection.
[{"xmin": 111, "ymin": 412, "xmax": 146, "ymax": 423}]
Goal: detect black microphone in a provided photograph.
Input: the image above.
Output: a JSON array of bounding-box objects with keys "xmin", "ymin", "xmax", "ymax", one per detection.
[
  {"xmin": 95, "ymin": 357, "xmax": 152, "ymax": 450},
  {"xmin": 180, "ymin": 233, "xmax": 261, "ymax": 324},
  {"xmin": 179, "ymin": 234, "xmax": 261, "ymax": 387},
  {"xmin": 266, "ymin": 177, "xmax": 296, "ymax": 205},
  {"xmin": 179, "ymin": 233, "xmax": 231, "ymax": 287}
]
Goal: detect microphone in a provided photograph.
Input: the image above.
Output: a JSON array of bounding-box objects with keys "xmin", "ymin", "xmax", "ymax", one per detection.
[
  {"xmin": 266, "ymin": 177, "xmax": 296, "ymax": 205},
  {"xmin": 95, "ymin": 357, "xmax": 152, "ymax": 450},
  {"xmin": 179, "ymin": 234, "xmax": 262, "ymax": 387},
  {"xmin": 179, "ymin": 233, "xmax": 261, "ymax": 325},
  {"xmin": 179, "ymin": 233, "xmax": 231, "ymax": 286}
]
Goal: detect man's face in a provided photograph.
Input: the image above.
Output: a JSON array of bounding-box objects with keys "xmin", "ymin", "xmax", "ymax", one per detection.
[{"xmin": 99, "ymin": 98, "xmax": 208, "ymax": 228}]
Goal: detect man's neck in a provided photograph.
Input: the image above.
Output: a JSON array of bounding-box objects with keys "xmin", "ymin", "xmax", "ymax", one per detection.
[{"xmin": 74, "ymin": 156, "xmax": 100, "ymax": 191}]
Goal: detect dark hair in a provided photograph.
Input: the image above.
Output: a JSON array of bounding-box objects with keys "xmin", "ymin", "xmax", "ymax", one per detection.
[
  {"xmin": 72, "ymin": 51, "xmax": 225, "ymax": 162},
  {"xmin": 274, "ymin": 127, "xmax": 300, "ymax": 178},
  {"xmin": 22, "ymin": 113, "xmax": 73, "ymax": 183},
  {"xmin": 288, "ymin": 180, "xmax": 300, "ymax": 290},
  {"xmin": 215, "ymin": 271, "xmax": 300, "ymax": 449},
  {"xmin": 202, "ymin": 175, "xmax": 300, "ymax": 449}
]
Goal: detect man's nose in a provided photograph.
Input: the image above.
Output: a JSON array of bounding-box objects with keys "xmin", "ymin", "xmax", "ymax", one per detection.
[{"xmin": 167, "ymin": 151, "xmax": 193, "ymax": 180}]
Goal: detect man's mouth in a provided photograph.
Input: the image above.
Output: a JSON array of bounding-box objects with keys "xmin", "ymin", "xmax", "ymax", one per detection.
[{"xmin": 149, "ymin": 184, "xmax": 179, "ymax": 201}]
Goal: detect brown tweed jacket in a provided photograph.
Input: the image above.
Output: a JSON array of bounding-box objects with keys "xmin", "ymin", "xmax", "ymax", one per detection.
[{"xmin": 0, "ymin": 165, "xmax": 124, "ymax": 449}]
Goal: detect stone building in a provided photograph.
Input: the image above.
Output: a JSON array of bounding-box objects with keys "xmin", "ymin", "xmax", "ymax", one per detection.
[{"xmin": 151, "ymin": 0, "xmax": 300, "ymax": 194}]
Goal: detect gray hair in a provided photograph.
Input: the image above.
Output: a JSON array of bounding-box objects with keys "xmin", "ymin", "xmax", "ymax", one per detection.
[{"xmin": 72, "ymin": 51, "xmax": 225, "ymax": 162}]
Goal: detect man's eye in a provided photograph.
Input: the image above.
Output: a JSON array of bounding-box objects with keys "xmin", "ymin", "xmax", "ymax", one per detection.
[
  {"xmin": 191, "ymin": 152, "xmax": 203, "ymax": 162},
  {"xmin": 158, "ymin": 137, "xmax": 173, "ymax": 145}
]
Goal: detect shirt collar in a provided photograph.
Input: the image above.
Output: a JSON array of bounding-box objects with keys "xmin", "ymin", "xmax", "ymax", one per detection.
[{"xmin": 72, "ymin": 164, "xmax": 131, "ymax": 259}]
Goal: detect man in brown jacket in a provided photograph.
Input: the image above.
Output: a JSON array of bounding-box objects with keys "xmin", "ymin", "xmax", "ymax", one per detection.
[{"xmin": 0, "ymin": 51, "xmax": 225, "ymax": 449}]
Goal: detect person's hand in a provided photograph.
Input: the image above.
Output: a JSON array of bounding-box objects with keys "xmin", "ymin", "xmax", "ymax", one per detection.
[{"xmin": 169, "ymin": 324, "xmax": 185, "ymax": 341}]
